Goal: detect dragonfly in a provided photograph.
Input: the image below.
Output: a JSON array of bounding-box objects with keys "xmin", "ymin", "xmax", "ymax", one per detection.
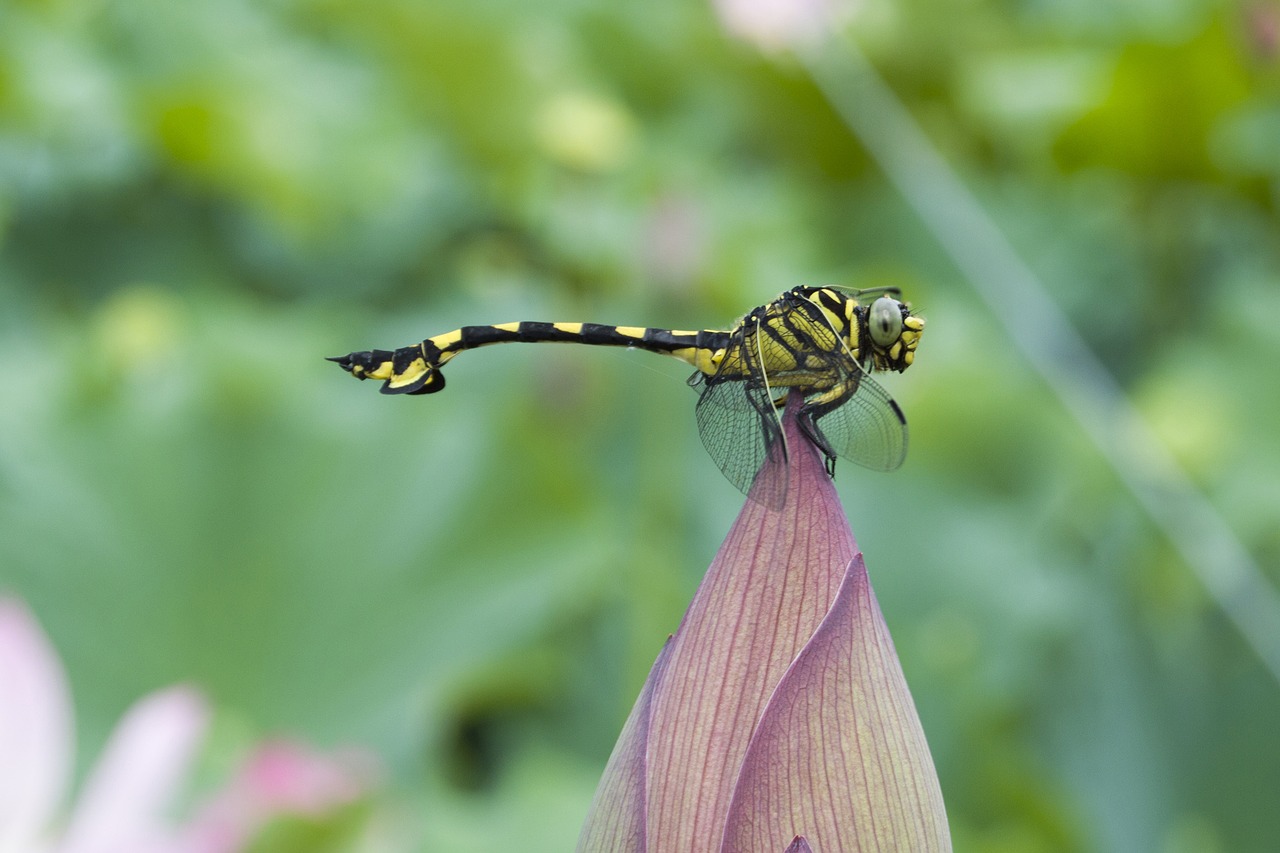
[{"xmin": 329, "ymin": 286, "xmax": 925, "ymax": 504}]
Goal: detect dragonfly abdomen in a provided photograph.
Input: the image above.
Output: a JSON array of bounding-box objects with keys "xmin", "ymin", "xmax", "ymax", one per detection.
[
  {"xmin": 447, "ymin": 321, "xmax": 700, "ymax": 352},
  {"xmin": 329, "ymin": 321, "xmax": 725, "ymax": 396}
]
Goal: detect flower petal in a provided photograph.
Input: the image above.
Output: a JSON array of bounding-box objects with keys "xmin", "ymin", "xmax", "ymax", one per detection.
[
  {"xmin": 176, "ymin": 739, "xmax": 375, "ymax": 853},
  {"xmin": 721, "ymin": 555, "xmax": 951, "ymax": 852},
  {"xmin": 645, "ymin": 409, "xmax": 857, "ymax": 850},
  {"xmin": 231, "ymin": 740, "xmax": 372, "ymax": 813},
  {"xmin": 784, "ymin": 837, "xmax": 815, "ymax": 853},
  {"xmin": 576, "ymin": 637, "xmax": 674, "ymax": 852},
  {"xmin": 711, "ymin": 0, "xmax": 845, "ymax": 52},
  {"xmin": 59, "ymin": 685, "xmax": 211, "ymax": 853},
  {"xmin": 0, "ymin": 597, "xmax": 74, "ymax": 850}
]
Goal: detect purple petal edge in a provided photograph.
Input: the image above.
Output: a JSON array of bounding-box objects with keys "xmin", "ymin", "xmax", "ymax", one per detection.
[
  {"xmin": 577, "ymin": 637, "xmax": 675, "ymax": 853},
  {"xmin": 784, "ymin": 835, "xmax": 815, "ymax": 853},
  {"xmin": 721, "ymin": 554, "xmax": 951, "ymax": 852}
]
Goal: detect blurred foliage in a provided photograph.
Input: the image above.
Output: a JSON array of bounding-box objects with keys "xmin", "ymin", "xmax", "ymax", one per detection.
[{"xmin": 2, "ymin": 0, "xmax": 1280, "ymax": 850}]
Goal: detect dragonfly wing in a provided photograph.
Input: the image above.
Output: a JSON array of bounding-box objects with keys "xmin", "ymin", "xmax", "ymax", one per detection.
[
  {"xmin": 810, "ymin": 367, "xmax": 908, "ymax": 472},
  {"xmin": 693, "ymin": 319, "xmax": 787, "ymax": 505}
]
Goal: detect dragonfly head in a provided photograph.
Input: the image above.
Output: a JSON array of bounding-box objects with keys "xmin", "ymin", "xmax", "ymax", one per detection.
[{"xmin": 863, "ymin": 296, "xmax": 925, "ymax": 373}]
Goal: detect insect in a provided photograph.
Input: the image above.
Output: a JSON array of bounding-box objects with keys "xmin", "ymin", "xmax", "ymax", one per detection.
[{"xmin": 329, "ymin": 286, "xmax": 924, "ymax": 504}]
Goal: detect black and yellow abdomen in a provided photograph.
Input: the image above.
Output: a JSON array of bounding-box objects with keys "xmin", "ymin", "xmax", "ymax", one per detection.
[{"xmin": 328, "ymin": 321, "xmax": 733, "ymax": 396}]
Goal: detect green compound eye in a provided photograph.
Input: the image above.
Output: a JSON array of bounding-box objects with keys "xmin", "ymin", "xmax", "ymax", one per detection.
[{"xmin": 868, "ymin": 296, "xmax": 905, "ymax": 348}]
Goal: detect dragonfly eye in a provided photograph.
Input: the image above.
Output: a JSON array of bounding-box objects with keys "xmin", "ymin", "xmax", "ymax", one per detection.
[{"xmin": 868, "ymin": 296, "xmax": 905, "ymax": 348}]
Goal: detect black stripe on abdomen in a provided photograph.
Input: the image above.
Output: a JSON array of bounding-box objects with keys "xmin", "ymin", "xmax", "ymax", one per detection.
[{"xmin": 453, "ymin": 322, "xmax": 703, "ymax": 353}]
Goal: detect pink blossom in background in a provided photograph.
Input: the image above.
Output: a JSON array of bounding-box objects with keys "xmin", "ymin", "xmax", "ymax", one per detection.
[
  {"xmin": 0, "ymin": 598, "xmax": 75, "ymax": 852},
  {"xmin": 178, "ymin": 740, "xmax": 377, "ymax": 852},
  {"xmin": 0, "ymin": 597, "xmax": 375, "ymax": 853},
  {"xmin": 56, "ymin": 687, "xmax": 211, "ymax": 853},
  {"xmin": 710, "ymin": 0, "xmax": 852, "ymax": 52}
]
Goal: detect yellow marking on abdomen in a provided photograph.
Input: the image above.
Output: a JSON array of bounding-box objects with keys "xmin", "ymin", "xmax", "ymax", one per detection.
[
  {"xmin": 690, "ymin": 347, "xmax": 737, "ymax": 376},
  {"xmin": 387, "ymin": 357, "xmax": 429, "ymax": 387},
  {"xmin": 554, "ymin": 322, "xmax": 584, "ymax": 334},
  {"xmin": 493, "ymin": 322, "xmax": 520, "ymax": 332},
  {"xmin": 432, "ymin": 330, "xmax": 463, "ymax": 350},
  {"xmin": 365, "ymin": 361, "xmax": 396, "ymax": 380},
  {"xmin": 614, "ymin": 326, "xmax": 646, "ymax": 338},
  {"xmin": 669, "ymin": 346, "xmax": 700, "ymax": 369}
]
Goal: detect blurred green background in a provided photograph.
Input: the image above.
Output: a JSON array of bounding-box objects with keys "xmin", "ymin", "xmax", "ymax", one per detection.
[{"xmin": 3, "ymin": 0, "xmax": 1279, "ymax": 850}]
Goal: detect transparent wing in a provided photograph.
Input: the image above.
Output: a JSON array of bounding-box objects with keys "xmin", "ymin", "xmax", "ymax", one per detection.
[
  {"xmin": 692, "ymin": 315, "xmax": 787, "ymax": 505},
  {"xmin": 809, "ymin": 367, "xmax": 908, "ymax": 472}
]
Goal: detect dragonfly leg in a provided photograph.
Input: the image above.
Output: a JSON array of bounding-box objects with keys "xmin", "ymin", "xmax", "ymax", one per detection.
[
  {"xmin": 797, "ymin": 406, "xmax": 839, "ymax": 477},
  {"xmin": 798, "ymin": 379, "xmax": 860, "ymax": 478}
]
